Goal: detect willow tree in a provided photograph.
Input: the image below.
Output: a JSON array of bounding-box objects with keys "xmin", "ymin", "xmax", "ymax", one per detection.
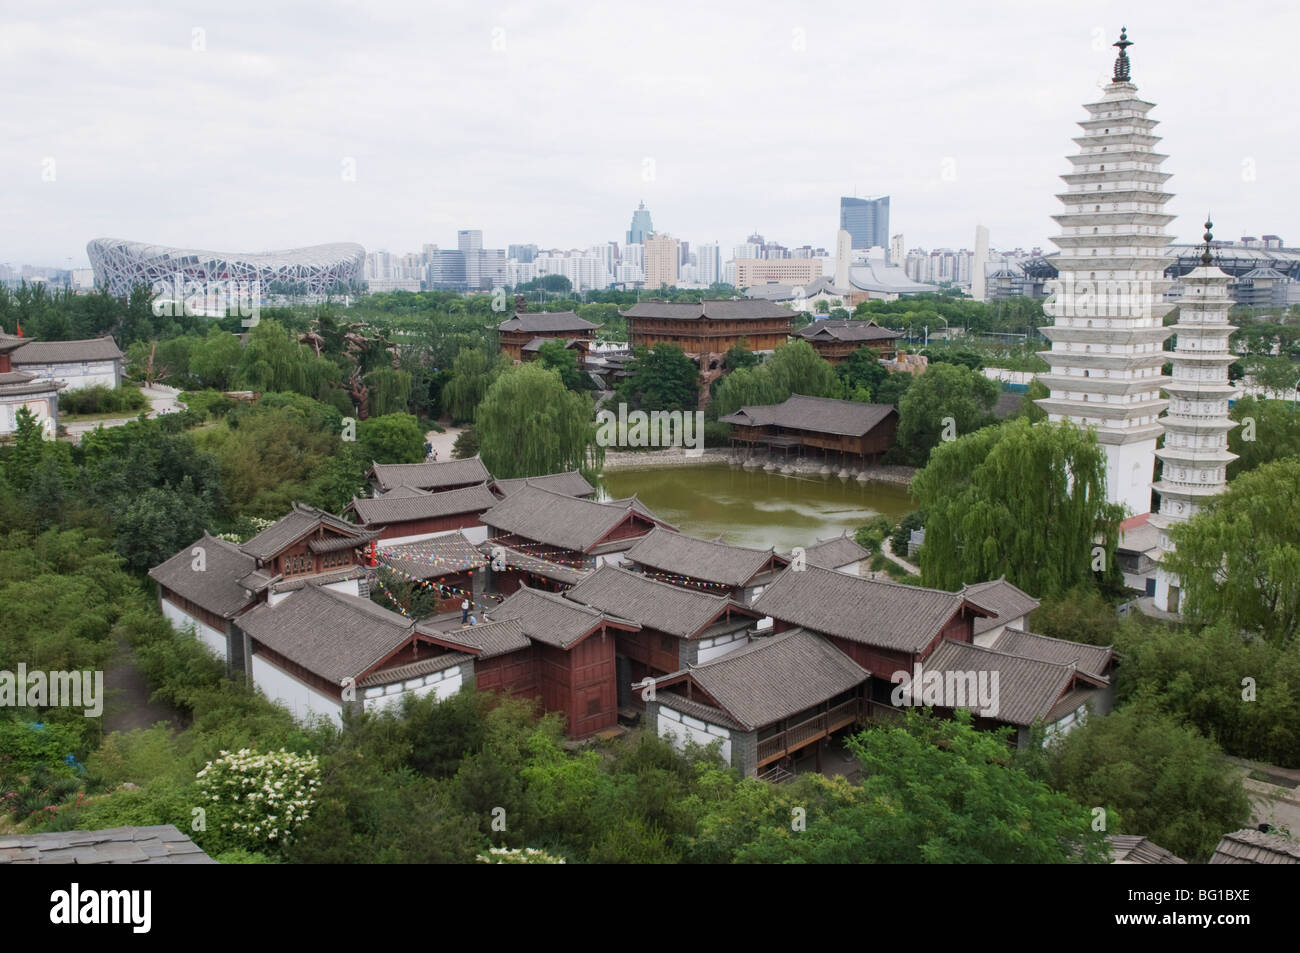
[
  {"xmin": 1163, "ymin": 457, "xmax": 1300, "ymax": 648},
  {"xmin": 911, "ymin": 418, "xmax": 1122, "ymax": 597},
  {"xmin": 476, "ymin": 362, "xmax": 603, "ymax": 482}
]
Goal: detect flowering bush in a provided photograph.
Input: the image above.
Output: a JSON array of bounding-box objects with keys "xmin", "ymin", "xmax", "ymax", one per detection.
[
  {"xmin": 476, "ymin": 846, "xmax": 566, "ymax": 864},
  {"xmin": 196, "ymin": 748, "xmax": 319, "ymax": 854}
]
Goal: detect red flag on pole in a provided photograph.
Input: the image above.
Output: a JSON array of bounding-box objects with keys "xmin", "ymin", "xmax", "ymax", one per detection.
[{"xmin": 15, "ymin": 322, "xmax": 22, "ymax": 338}]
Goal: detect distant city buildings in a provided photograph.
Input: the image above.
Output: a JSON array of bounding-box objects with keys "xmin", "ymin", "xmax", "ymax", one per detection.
[
  {"xmin": 643, "ymin": 234, "xmax": 680, "ymax": 288},
  {"xmin": 734, "ymin": 258, "xmax": 822, "ymax": 289},
  {"xmin": 626, "ymin": 201, "xmax": 654, "ymax": 245},
  {"xmin": 840, "ymin": 196, "xmax": 890, "ymax": 250}
]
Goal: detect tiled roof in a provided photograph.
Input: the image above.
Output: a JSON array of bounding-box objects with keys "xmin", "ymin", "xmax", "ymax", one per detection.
[
  {"xmin": 964, "ymin": 577, "xmax": 1042, "ymax": 635},
  {"xmin": 0, "ymin": 825, "xmax": 215, "ymax": 865},
  {"xmin": 368, "ymin": 456, "xmax": 492, "ymax": 492},
  {"xmin": 497, "ymin": 311, "xmax": 600, "ymax": 333},
  {"xmin": 148, "ymin": 533, "xmax": 258, "ymax": 619},
  {"xmin": 481, "ymin": 484, "xmax": 665, "ymax": 553},
  {"xmin": 238, "ymin": 585, "xmax": 415, "ymax": 684},
  {"xmin": 476, "ymin": 542, "xmax": 591, "ymax": 585},
  {"xmin": 620, "ymin": 299, "xmax": 796, "ymax": 321},
  {"xmin": 921, "ymin": 639, "xmax": 1076, "ymax": 727},
  {"xmin": 346, "ymin": 482, "xmax": 498, "ymax": 526},
  {"xmin": 417, "ymin": 617, "xmax": 532, "ymax": 660},
  {"xmin": 625, "ymin": 527, "xmax": 779, "ymax": 587},
  {"xmin": 661, "ymin": 629, "xmax": 869, "ymax": 731},
  {"xmin": 802, "ymin": 533, "xmax": 871, "ymax": 571},
  {"xmin": 0, "ymin": 370, "xmax": 64, "ymax": 396},
  {"xmin": 1107, "ymin": 835, "xmax": 1187, "ymax": 864},
  {"xmin": 719, "ymin": 394, "xmax": 896, "ymax": 437},
  {"xmin": 240, "ymin": 502, "xmax": 371, "ymax": 561},
  {"xmin": 753, "ymin": 565, "xmax": 982, "ymax": 653},
  {"xmin": 356, "ymin": 650, "xmax": 474, "ymax": 688},
  {"xmin": 489, "ymin": 585, "xmax": 634, "ymax": 648},
  {"xmin": 1210, "ymin": 829, "xmax": 1300, "ymax": 865},
  {"xmin": 379, "ymin": 532, "xmax": 489, "ymax": 580},
  {"xmin": 10, "ymin": 336, "xmax": 124, "ymax": 365},
  {"xmin": 991, "ymin": 628, "xmax": 1112, "ymax": 681},
  {"xmin": 491, "ymin": 470, "xmax": 595, "ymax": 499},
  {"xmin": 565, "ymin": 564, "xmax": 742, "ymax": 638},
  {"xmin": 795, "ymin": 319, "xmax": 902, "ymax": 343}
]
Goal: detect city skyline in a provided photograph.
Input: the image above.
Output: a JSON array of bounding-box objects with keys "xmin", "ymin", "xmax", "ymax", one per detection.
[{"xmin": 3, "ymin": 2, "xmax": 1296, "ymax": 268}]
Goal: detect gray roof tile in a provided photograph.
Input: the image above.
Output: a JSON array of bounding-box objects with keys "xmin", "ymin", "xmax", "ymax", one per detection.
[
  {"xmin": 625, "ymin": 527, "xmax": 781, "ymax": 588},
  {"xmin": 347, "ymin": 482, "xmax": 498, "ymax": 526},
  {"xmin": 368, "ymin": 456, "xmax": 492, "ymax": 492},
  {"xmin": 482, "ymin": 484, "xmax": 666, "ymax": 553},
  {"xmin": 565, "ymin": 564, "xmax": 747, "ymax": 638},
  {"xmin": 964, "ymin": 578, "xmax": 1042, "ymax": 635},
  {"xmin": 720, "ymin": 394, "xmax": 896, "ymax": 437}
]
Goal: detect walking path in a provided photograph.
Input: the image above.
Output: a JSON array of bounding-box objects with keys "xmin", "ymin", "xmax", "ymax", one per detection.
[
  {"xmin": 61, "ymin": 384, "xmax": 186, "ymax": 441},
  {"xmin": 102, "ymin": 638, "xmax": 184, "ymax": 735},
  {"xmin": 882, "ymin": 537, "xmax": 921, "ymax": 575},
  {"xmin": 424, "ymin": 425, "xmax": 463, "ymax": 461}
]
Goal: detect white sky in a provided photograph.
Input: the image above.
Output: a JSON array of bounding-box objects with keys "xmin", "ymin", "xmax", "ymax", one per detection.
[{"xmin": 2, "ymin": 0, "xmax": 1296, "ymax": 268}]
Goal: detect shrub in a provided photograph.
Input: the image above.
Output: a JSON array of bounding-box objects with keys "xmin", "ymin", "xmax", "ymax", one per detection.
[
  {"xmin": 195, "ymin": 748, "xmax": 320, "ymax": 855},
  {"xmin": 59, "ymin": 385, "xmax": 148, "ymax": 416}
]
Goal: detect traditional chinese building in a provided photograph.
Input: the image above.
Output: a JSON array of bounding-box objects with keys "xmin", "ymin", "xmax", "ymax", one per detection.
[
  {"xmin": 719, "ymin": 394, "xmax": 898, "ymax": 465},
  {"xmin": 792, "ymin": 319, "xmax": 902, "ymax": 365},
  {"xmin": 0, "ymin": 334, "xmax": 64, "ymax": 436},
  {"xmin": 621, "ymin": 299, "xmax": 795, "ymax": 357},
  {"xmin": 623, "ymin": 527, "xmax": 788, "ymax": 603},
  {"xmin": 497, "ymin": 310, "xmax": 601, "ymax": 364},
  {"xmin": 344, "ymin": 482, "xmax": 499, "ymax": 546}
]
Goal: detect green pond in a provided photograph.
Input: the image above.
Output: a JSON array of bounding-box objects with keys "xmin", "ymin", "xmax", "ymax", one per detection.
[{"xmin": 599, "ymin": 463, "xmax": 914, "ymax": 553}]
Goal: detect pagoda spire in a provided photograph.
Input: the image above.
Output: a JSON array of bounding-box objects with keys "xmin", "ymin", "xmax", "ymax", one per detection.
[
  {"xmin": 1112, "ymin": 27, "xmax": 1133, "ymax": 83},
  {"xmin": 1201, "ymin": 217, "xmax": 1214, "ymax": 267}
]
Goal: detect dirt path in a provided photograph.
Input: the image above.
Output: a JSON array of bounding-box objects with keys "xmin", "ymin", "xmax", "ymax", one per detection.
[
  {"xmin": 101, "ymin": 638, "xmax": 184, "ymax": 734},
  {"xmin": 424, "ymin": 425, "xmax": 463, "ymax": 460}
]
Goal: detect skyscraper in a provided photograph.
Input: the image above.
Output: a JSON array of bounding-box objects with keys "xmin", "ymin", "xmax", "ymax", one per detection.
[
  {"xmin": 1149, "ymin": 222, "xmax": 1238, "ymax": 612},
  {"xmin": 697, "ymin": 242, "xmax": 721, "ymax": 286},
  {"xmin": 1035, "ymin": 28, "xmax": 1176, "ymax": 516},
  {"xmin": 627, "ymin": 201, "xmax": 654, "ymax": 245},
  {"xmin": 643, "ymin": 234, "xmax": 680, "ymax": 288},
  {"xmin": 839, "ymin": 196, "xmax": 889, "ymax": 250}
]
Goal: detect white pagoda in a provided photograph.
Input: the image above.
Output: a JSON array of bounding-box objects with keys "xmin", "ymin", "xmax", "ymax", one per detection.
[
  {"xmin": 1036, "ymin": 28, "xmax": 1176, "ymax": 516},
  {"xmin": 1149, "ymin": 221, "xmax": 1238, "ymax": 612}
]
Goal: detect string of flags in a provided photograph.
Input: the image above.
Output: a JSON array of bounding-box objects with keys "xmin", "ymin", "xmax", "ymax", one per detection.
[{"xmin": 642, "ymin": 570, "xmax": 733, "ymax": 591}]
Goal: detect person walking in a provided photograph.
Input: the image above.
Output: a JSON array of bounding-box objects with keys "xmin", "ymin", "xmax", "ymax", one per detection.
[{"xmin": 461, "ymin": 597, "xmax": 470, "ymax": 624}]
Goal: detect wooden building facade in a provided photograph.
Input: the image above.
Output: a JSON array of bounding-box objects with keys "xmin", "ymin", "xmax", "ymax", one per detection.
[{"xmin": 622, "ymin": 300, "xmax": 795, "ymax": 356}]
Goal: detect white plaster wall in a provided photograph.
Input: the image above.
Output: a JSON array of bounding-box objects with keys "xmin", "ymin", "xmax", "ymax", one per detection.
[
  {"xmin": 251, "ymin": 654, "xmax": 343, "ymax": 726},
  {"xmin": 657, "ymin": 704, "xmax": 732, "ymax": 764},
  {"xmin": 23, "ymin": 361, "xmax": 119, "ymax": 391},
  {"xmin": 160, "ymin": 598, "xmax": 228, "ymax": 661},
  {"xmin": 362, "ymin": 665, "xmax": 464, "ymax": 714},
  {"xmin": 697, "ymin": 632, "xmax": 749, "ymax": 664},
  {"xmin": 1105, "ymin": 439, "xmax": 1157, "ymax": 517}
]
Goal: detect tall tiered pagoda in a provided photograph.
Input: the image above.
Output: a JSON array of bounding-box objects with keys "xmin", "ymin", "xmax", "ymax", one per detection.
[
  {"xmin": 1036, "ymin": 28, "xmax": 1176, "ymax": 516},
  {"xmin": 1149, "ymin": 221, "xmax": 1238, "ymax": 612}
]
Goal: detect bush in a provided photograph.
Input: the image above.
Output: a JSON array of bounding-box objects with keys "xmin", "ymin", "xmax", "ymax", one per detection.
[
  {"xmin": 452, "ymin": 427, "xmax": 480, "ymax": 458},
  {"xmin": 59, "ymin": 385, "xmax": 148, "ymax": 416},
  {"xmin": 854, "ymin": 514, "xmax": 894, "ymax": 555},
  {"xmin": 196, "ymin": 747, "xmax": 320, "ymax": 855}
]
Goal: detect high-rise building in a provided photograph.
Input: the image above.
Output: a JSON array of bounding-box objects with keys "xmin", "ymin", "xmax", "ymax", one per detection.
[
  {"xmin": 1035, "ymin": 29, "xmax": 1176, "ymax": 517},
  {"xmin": 697, "ymin": 242, "xmax": 721, "ymax": 286},
  {"xmin": 840, "ymin": 196, "xmax": 890, "ymax": 250},
  {"xmin": 643, "ymin": 234, "xmax": 680, "ymax": 288},
  {"xmin": 458, "ymin": 230, "xmax": 483, "ymax": 253},
  {"xmin": 627, "ymin": 202, "xmax": 654, "ymax": 245},
  {"xmin": 889, "ymin": 234, "xmax": 904, "ymax": 267},
  {"xmin": 734, "ymin": 258, "xmax": 823, "ymax": 290},
  {"xmin": 1149, "ymin": 222, "xmax": 1238, "ymax": 612},
  {"xmin": 509, "ymin": 244, "xmax": 539, "ymax": 263},
  {"xmin": 972, "ymin": 226, "xmax": 990, "ymax": 300}
]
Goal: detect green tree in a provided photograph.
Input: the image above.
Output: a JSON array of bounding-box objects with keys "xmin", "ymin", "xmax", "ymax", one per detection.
[
  {"xmin": 874, "ymin": 370, "xmax": 915, "ymax": 409},
  {"xmin": 1029, "ymin": 585, "xmax": 1119, "ymax": 646},
  {"xmin": 442, "ymin": 347, "xmax": 504, "ymax": 425},
  {"xmin": 358, "ymin": 414, "xmax": 425, "ymax": 465},
  {"xmin": 1228, "ymin": 396, "xmax": 1300, "ymax": 479},
  {"xmin": 912, "ymin": 418, "xmax": 1123, "ymax": 597},
  {"xmin": 1163, "ymin": 457, "xmax": 1300, "ymax": 647},
  {"xmin": 722, "ymin": 341, "xmax": 758, "ymax": 372},
  {"xmin": 615, "ymin": 344, "xmax": 699, "ymax": 412},
  {"xmin": 476, "ymin": 363, "xmax": 603, "ymax": 481},
  {"xmin": 5, "ymin": 406, "xmax": 46, "ymax": 491},
  {"xmin": 187, "ymin": 331, "xmax": 244, "ymax": 390},
  {"xmin": 537, "ymin": 340, "xmax": 587, "ymax": 391},
  {"xmin": 764, "ymin": 338, "xmax": 840, "ymax": 400},
  {"xmin": 1047, "ymin": 703, "xmax": 1250, "ymax": 862},
  {"xmin": 896, "ymin": 362, "xmax": 999, "ymax": 465}
]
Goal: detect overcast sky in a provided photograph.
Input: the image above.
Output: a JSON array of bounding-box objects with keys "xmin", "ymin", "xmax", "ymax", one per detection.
[{"xmin": 3, "ymin": 0, "xmax": 1296, "ymax": 268}]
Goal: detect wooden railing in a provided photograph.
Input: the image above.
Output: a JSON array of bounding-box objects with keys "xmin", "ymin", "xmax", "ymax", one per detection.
[{"xmin": 756, "ymin": 697, "xmax": 862, "ymax": 766}]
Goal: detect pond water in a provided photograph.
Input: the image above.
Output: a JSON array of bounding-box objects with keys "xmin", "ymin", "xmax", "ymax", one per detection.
[{"xmin": 599, "ymin": 463, "xmax": 914, "ymax": 553}]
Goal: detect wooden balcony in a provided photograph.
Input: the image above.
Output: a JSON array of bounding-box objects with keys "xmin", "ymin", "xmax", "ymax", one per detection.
[{"xmin": 756, "ymin": 697, "xmax": 862, "ymax": 768}]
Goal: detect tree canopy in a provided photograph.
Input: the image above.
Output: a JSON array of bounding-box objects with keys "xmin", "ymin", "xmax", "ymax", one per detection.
[
  {"xmin": 912, "ymin": 418, "xmax": 1123, "ymax": 597},
  {"xmin": 475, "ymin": 362, "xmax": 603, "ymax": 481},
  {"xmin": 896, "ymin": 362, "xmax": 999, "ymax": 465}
]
